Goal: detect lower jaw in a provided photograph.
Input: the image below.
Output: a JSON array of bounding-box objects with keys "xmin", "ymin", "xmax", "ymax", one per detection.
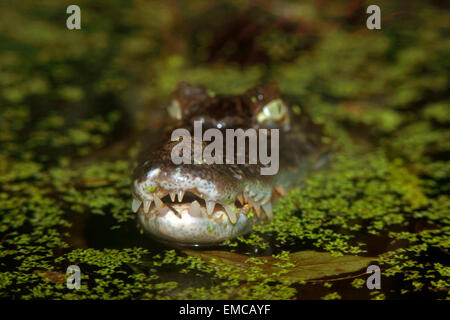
[{"xmin": 137, "ymin": 209, "xmax": 261, "ymax": 246}]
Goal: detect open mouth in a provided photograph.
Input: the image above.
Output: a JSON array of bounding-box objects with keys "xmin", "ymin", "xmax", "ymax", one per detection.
[{"xmin": 131, "ymin": 186, "xmax": 273, "ymax": 225}]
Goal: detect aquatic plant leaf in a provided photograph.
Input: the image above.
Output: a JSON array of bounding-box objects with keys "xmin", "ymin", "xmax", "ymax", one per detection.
[
  {"xmin": 184, "ymin": 250, "xmax": 374, "ymax": 282},
  {"xmin": 34, "ymin": 270, "xmax": 66, "ymax": 284},
  {"xmin": 281, "ymin": 251, "xmax": 375, "ymax": 281}
]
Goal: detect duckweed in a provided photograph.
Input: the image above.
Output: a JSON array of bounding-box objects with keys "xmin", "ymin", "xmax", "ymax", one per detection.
[{"xmin": 0, "ymin": 0, "xmax": 448, "ymax": 300}]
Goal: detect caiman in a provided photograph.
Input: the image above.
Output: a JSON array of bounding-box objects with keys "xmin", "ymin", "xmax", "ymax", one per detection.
[{"xmin": 131, "ymin": 82, "xmax": 329, "ymax": 246}]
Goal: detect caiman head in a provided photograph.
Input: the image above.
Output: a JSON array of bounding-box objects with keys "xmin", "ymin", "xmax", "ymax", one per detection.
[{"xmin": 131, "ymin": 82, "xmax": 328, "ymax": 246}]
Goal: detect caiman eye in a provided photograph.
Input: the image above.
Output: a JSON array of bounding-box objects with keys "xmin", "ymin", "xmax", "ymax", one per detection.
[
  {"xmin": 168, "ymin": 99, "xmax": 182, "ymax": 120},
  {"xmin": 256, "ymin": 99, "xmax": 288, "ymax": 124}
]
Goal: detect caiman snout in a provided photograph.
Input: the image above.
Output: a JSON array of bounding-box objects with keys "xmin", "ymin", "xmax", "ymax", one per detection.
[
  {"xmin": 131, "ymin": 138, "xmax": 273, "ymax": 246},
  {"xmin": 131, "ymin": 82, "xmax": 328, "ymax": 246}
]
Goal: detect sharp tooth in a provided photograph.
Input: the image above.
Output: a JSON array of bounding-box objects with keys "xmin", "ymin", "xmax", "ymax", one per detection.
[
  {"xmin": 143, "ymin": 200, "xmax": 152, "ymax": 213},
  {"xmin": 237, "ymin": 194, "xmax": 244, "ymax": 205},
  {"xmin": 243, "ymin": 191, "xmax": 249, "ymax": 203},
  {"xmin": 206, "ymin": 201, "xmax": 215, "ymax": 216},
  {"xmin": 275, "ymin": 186, "xmax": 286, "ymax": 197},
  {"xmin": 132, "ymin": 199, "xmax": 142, "ymax": 212},
  {"xmin": 154, "ymin": 195, "xmax": 164, "ymax": 208},
  {"xmin": 223, "ymin": 205, "xmax": 238, "ymax": 224},
  {"xmin": 169, "ymin": 191, "xmax": 176, "ymax": 202},
  {"xmin": 189, "ymin": 200, "xmax": 202, "ymax": 217},
  {"xmin": 253, "ymin": 203, "xmax": 261, "ymax": 217},
  {"xmin": 262, "ymin": 202, "xmax": 273, "ymax": 220},
  {"xmin": 177, "ymin": 190, "xmax": 185, "ymax": 202}
]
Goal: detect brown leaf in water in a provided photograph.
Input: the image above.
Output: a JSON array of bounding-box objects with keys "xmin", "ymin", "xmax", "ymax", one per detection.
[
  {"xmin": 183, "ymin": 250, "xmax": 375, "ymax": 282},
  {"xmin": 34, "ymin": 270, "xmax": 66, "ymax": 284}
]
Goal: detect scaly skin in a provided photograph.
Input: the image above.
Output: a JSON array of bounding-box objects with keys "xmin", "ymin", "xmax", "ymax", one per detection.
[{"xmin": 131, "ymin": 82, "xmax": 329, "ymax": 246}]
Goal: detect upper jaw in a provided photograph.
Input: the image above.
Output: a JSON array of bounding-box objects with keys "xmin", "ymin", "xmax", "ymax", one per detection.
[
  {"xmin": 131, "ymin": 159, "xmax": 276, "ymax": 245},
  {"xmin": 131, "ymin": 174, "xmax": 274, "ymax": 226}
]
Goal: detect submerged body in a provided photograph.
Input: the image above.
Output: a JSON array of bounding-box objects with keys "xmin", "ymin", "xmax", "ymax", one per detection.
[{"xmin": 132, "ymin": 82, "xmax": 329, "ymax": 246}]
